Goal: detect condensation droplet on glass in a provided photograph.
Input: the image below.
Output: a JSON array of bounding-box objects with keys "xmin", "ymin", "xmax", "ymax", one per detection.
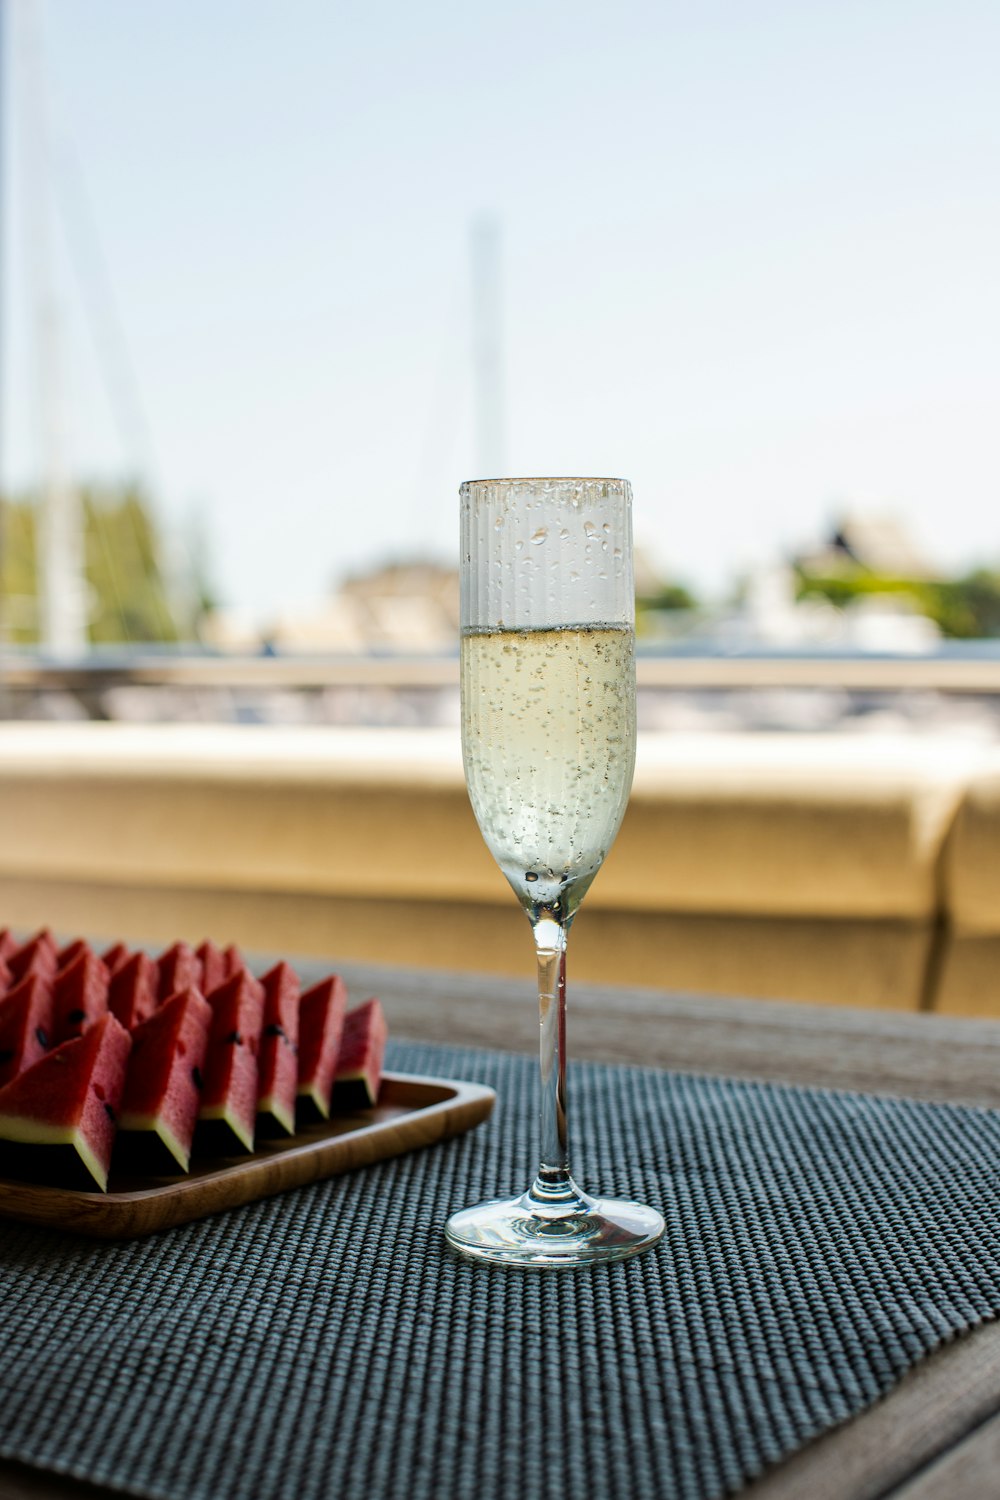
[
  {"xmin": 515, "ymin": 539, "xmax": 524, "ymax": 551},
  {"xmin": 559, "ymin": 527, "xmax": 569, "ymax": 540},
  {"xmin": 530, "ymin": 527, "xmax": 547, "ymax": 545},
  {"xmin": 583, "ymin": 521, "xmax": 597, "ymax": 539},
  {"xmin": 494, "ymin": 516, "xmax": 504, "ymax": 531},
  {"xmin": 602, "ymin": 522, "xmax": 611, "ymax": 534}
]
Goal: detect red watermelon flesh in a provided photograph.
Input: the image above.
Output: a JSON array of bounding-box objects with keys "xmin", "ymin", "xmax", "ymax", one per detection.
[
  {"xmin": 109, "ymin": 952, "xmax": 159, "ymax": 1031},
  {"xmin": 0, "ymin": 955, "xmax": 11, "ymax": 995},
  {"xmin": 222, "ymin": 945, "xmax": 249, "ymax": 980},
  {"xmin": 0, "ymin": 929, "xmax": 19, "ymax": 963},
  {"xmin": 333, "ymin": 997, "xmax": 387, "ymax": 1111},
  {"xmin": 52, "ymin": 951, "xmax": 110, "ymax": 1044},
  {"xmin": 0, "ymin": 1012, "xmax": 131, "ymax": 1191},
  {"xmin": 196, "ymin": 970, "xmax": 265, "ymax": 1154},
  {"xmin": 101, "ymin": 942, "xmax": 131, "ymax": 977},
  {"xmin": 156, "ymin": 942, "xmax": 201, "ymax": 1002},
  {"xmin": 256, "ymin": 962, "xmax": 300, "ymax": 1137},
  {"xmin": 9, "ymin": 931, "xmax": 58, "ymax": 987},
  {"xmin": 296, "ymin": 975, "xmax": 347, "ymax": 1123},
  {"xmin": 117, "ymin": 987, "xmax": 212, "ymax": 1173},
  {"xmin": 56, "ymin": 937, "xmax": 90, "ymax": 972},
  {"xmin": 0, "ymin": 975, "xmax": 55, "ymax": 1088},
  {"xmin": 196, "ymin": 940, "xmax": 228, "ymax": 996}
]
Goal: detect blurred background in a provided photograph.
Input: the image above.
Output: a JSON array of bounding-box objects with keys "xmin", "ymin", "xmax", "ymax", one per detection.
[
  {"xmin": 1, "ymin": 0, "xmax": 998, "ymax": 727},
  {"xmin": 1, "ymin": 0, "xmax": 999, "ymax": 1015}
]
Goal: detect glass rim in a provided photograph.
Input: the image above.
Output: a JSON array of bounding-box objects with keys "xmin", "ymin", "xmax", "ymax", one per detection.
[{"xmin": 460, "ymin": 475, "xmax": 629, "ymax": 487}]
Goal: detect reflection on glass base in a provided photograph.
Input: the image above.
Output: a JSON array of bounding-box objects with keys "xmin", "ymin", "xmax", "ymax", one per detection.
[{"xmin": 444, "ymin": 1181, "xmax": 665, "ymax": 1268}]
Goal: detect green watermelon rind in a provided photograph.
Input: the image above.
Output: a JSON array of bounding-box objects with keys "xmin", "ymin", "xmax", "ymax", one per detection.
[
  {"xmin": 256, "ymin": 1092, "xmax": 296, "ymax": 1137},
  {"xmin": 196, "ymin": 1105, "xmax": 255, "ymax": 1155},
  {"xmin": 116, "ymin": 1114, "xmax": 192, "ymax": 1175},
  {"xmin": 330, "ymin": 1074, "xmax": 379, "ymax": 1110},
  {"xmin": 294, "ymin": 1080, "xmax": 330, "ymax": 1125},
  {"xmin": 0, "ymin": 1114, "xmax": 111, "ymax": 1192}
]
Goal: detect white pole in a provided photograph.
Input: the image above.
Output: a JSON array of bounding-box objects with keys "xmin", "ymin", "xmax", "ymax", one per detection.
[
  {"xmin": 471, "ymin": 214, "xmax": 505, "ymax": 480},
  {"xmin": 20, "ymin": 0, "xmax": 86, "ymax": 655}
]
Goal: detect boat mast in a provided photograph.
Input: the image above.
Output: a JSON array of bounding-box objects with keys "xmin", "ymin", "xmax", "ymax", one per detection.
[
  {"xmin": 471, "ymin": 214, "xmax": 505, "ymax": 479},
  {"xmin": 0, "ymin": 0, "xmax": 7, "ymax": 651},
  {"xmin": 21, "ymin": 0, "xmax": 86, "ymax": 655}
]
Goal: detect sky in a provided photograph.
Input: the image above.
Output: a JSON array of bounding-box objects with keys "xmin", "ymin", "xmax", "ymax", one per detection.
[{"xmin": 4, "ymin": 0, "xmax": 999, "ymax": 623}]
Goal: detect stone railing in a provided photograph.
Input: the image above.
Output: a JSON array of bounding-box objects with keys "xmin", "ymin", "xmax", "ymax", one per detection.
[{"xmin": 0, "ymin": 723, "xmax": 996, "ymax": 1017}]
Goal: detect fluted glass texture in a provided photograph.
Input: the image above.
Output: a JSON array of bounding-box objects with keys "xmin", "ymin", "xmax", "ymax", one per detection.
[{"xmin": 460, "ymin": 478, "xmax": 636, "ymax": 924}]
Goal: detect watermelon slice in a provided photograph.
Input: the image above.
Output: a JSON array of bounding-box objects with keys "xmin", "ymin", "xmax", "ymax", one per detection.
[
  {"xmin": 296, "ymin": 974, "xmax": 347, "ymax": 1123},
  {"xmin": 116, "ymin": 987, "xmax": 212, "ymax": 1174},
  {"xmin": 333, "ymin": 998, "xmax": 387, "ymax": 1111},
  {"xmin": 52, "ymin": 951, "xmax": 110, "ymax": 1045},
  {"xmin": 0, "ymin": 975, "xmax": 55, "ymax": 1088},
  {"xmin": 0, "ymin": 1013, "xmax": 132, "ymax": 1191},
  {"xmin": 196, "ymin": 970, "xmax": 265, "ymax": 1154},
  {"xmin": 196, "ymin": 940, "xmax": 228, "ymax": 996},
  {"xmin": 256, "ymin": 962, "xmax": 300, "ymax": 1137},
  {"xmin": 57, "ymin": 937, "xmax": 90, "ymax": 972},
  {"xmin": 223, "ymin": 944, "xmax": 249, "ymax": 980},
  {"xmin": 108, "ymin": 951, "xmax": 159, "ymax": 1031},
  {"xmin": 9, "ymin": 931, "xmax": 58, "ymax": 987},
  {"xmin": 157, "ymin": 941, "xmax": 201, "ymax": 1001},
  {"xmin": 101, "ymin": 942, "xmax": 131, "ymax": 977}
]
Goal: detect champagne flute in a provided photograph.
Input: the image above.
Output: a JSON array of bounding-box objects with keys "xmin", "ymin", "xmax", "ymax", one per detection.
[{"xmin": 445, "ymin": 477, "xmax": 665, "ymax": 1267}]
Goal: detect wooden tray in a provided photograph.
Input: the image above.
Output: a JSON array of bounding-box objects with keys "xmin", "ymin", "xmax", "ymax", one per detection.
[{"xmin": 0, "ymin": 1072, "xmax": 495, "ymax": 1240}]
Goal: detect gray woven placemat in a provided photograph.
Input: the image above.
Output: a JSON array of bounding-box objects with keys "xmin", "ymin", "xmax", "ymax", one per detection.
[{"xmin": 0, "ymin": 1041, "xmax": 998, "ymax": 1500}]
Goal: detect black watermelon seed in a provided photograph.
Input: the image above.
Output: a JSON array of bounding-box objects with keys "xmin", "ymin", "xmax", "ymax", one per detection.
[
  {"xmin": 35, "ymin": 1027, "xmax": 49, "ymax": 1048},
  {"xmin": 67, "ymin": 1008, "xmax": 86, "ymax": 1024},
  {"xmin": 224, "ymin": 1030, "xmax": 242, "ymax": 1046},
  {"xmin": 104, "ymin": 1103, "xmax": 116, "ymax": 1123},
  {"xmin": 192, "ymin": 1066, "xmax": 204, "ymax": 1090},
  {"xmin": 263, "ymin": 1023, "xmax": 284, "ymax": 1038}
]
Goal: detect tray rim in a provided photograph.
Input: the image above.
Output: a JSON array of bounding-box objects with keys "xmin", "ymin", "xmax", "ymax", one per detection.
[{"xmin": 0, "ymin": 1071, "xmax": 496, "ymax": 1239}]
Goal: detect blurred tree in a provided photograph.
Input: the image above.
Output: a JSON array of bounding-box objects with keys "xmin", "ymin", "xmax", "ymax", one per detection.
[
  {"xmin": 642, "ymin": 581, "xmax": 699, "ymax": 612},
  {"xmin": 0, "ymin": 485, "xmax": 214, "ymax": 645},
  {"xmin": 796, "ymin": 567, "xmax": 1000, "ymax": 640},
  {"xmin": 932, "ymin": 571, "xmax": 1000, "ymax": 639},
  {"xmin": 635, "ymin": 578, "xmax": 700, "ymax": 638}
]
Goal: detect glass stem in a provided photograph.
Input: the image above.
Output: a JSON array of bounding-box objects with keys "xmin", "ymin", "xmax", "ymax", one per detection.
[{"xmin": 530, "ymin": 915, "xmax": 574, "ymax": 1205}]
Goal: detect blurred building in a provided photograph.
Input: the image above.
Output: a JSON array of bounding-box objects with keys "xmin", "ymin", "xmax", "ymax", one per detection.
[
  {"xmin": 796, "ymin": 513, "xmax": 937, "ymax": 580},
  {"xmin": 266, "ymin": 561, "xmax": 459, "ymax": 655}
]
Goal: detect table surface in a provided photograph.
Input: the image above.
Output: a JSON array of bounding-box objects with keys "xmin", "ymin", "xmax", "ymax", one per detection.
[{"xmin": 2, "ymin": 962, "xmax": 999, "ymax": 1500}]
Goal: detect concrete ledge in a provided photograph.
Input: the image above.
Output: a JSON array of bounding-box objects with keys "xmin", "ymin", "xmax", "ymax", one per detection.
[
  {"xmin": 942, "ymin": 756, "xmax": 1000, "ymax": 932},
  {"xmin": 0, "ymin": 723, "xmax": 982, "ymax": 1011},
  {"xmin": 935, "ymin": 935, "xmax": 1000, "ymax": 1017},
  {"xmin": 619, "ymin": 735, "xmax": 969, "ymax": 919},
  {"xmin": 0, "ymin": 877, "xmax": 929, "ymax": 1009},
  {"xmin": 0, "ymin": 725, "xmax": 974, "ymax": 917}
]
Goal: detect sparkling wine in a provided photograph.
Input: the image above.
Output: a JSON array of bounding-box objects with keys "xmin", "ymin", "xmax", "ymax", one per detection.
[{"xmin": 461, "ymin": 622, "xmax": 636, "ymax": 920}]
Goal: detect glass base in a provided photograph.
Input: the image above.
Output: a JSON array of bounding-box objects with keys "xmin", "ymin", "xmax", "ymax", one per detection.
[{"xmin": 444, "ymin": 1179, "xmax": 665, "ymax": 1268}]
